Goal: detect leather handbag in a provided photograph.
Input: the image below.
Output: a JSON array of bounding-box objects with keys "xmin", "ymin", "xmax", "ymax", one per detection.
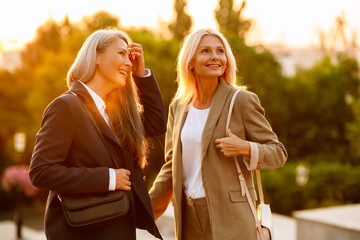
[
  {"xmin": 58, "ymin": 191, "xmax": 129, "ymax": 227},
  {"xmin": 226, "ymin": 89, "xmax": 274, "ymax": 240},
  {"xmin": 58, "ymin": 91, "xmax": 129, "ymax": 227}
]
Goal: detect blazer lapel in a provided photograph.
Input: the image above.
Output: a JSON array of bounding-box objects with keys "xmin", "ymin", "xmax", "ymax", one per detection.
[
  {"xmin": 69, "ymin": 81, "xmax": 121, "ymax": 147},
  {"xmin": 172, "ymin": 100, "xmax": 190, "ymax": 208},
  {"xmin": 172, "ymin": 101, "xmax": 190, "ymax": 182},
  {"xmin": 201, "ymin": 79, "xmax": 232, "ymax": 162}
]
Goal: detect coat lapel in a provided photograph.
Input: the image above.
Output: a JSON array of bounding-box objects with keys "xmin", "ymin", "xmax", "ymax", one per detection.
[
  {"xmin": 173, "ymin": 101, "xmax": 190, "ymax": 189},
  {"xmin": 201, "ymin": 79, "xmax": 232, "ymax": 162},
  {"xmin": 69, "ymin": 81, "xmax": 121, "ymax": 147}
]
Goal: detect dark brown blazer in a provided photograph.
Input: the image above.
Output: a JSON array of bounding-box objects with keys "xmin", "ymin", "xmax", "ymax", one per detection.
[{"xmin": 30, "ymin": 73, "xmax": 166, "ymax": 240}]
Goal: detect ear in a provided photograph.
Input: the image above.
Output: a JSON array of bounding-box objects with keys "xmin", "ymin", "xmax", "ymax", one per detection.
[
  {"xmin": 188, "ymin": 63, "xmax": 194, "ymax": 71},
  {"xmin": 95, "ymin": 51, "xmax": 100, "ymax": 64}
]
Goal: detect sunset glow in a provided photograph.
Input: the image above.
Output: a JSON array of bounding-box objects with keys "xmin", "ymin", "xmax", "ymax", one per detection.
[{"xmin": 0, "ymin": 0, "xmax": 359, "ymax": 51}]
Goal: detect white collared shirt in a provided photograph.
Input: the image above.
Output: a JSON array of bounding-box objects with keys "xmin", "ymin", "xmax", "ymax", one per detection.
[
  {"xmin": 79, "ymin": 81, "xmax": 116, "ymax": 191},
  {"xmin": 79, "ymin": 81, "xmax": 110, "ymax": 125}
]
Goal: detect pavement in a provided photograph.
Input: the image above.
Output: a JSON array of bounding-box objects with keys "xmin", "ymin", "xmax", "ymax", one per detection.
[{"xmin": 0, "ymin": 205, "xmax": 296, "ymax": 240}]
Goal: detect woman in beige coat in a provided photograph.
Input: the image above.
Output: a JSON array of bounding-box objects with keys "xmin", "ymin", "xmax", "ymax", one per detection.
[{"xmin": 149, "ymin": 29, "xmax": 287, "ymax": 240}]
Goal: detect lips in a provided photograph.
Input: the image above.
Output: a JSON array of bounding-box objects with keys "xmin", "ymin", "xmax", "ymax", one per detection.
[
  {"xmin": 118, "ymin": 69, "xmax": 129, "ymax": 76},
  {"xmin": 206, "ymin": 64, "xmax": 221, "ymax": 68}
]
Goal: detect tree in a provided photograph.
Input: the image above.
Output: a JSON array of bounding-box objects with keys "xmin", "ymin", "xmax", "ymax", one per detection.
[
  {"xmin": 168, "ymin": 0, "xmax": 193, "ymax": 40},
  {"xmin": 83, "ymin": 11, "xmax": 121, "ymax": 33},
  {"xmin": 215, "ymin": 0, "xmax": 251, "ymax": 38},
  {"xmin": 284, "ymin": 55, "xmax": 360, "ymax": 159}
]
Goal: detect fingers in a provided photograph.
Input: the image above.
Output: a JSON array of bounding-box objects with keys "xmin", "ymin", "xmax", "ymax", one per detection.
[
  {"xmin": 128, "ymin": 43, "xmax": 146, "ymax": 77},
  {"xmin": 128, "ymin": 43, "xmax": 143, "ymax": 58},
  {"xmin": 115, "ymin": 168, "xmax": 131, "ymax": 191}
]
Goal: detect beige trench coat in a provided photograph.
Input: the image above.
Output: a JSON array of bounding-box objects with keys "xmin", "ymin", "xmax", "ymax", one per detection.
[{"xmin": 149, "ymin": 79, "xmax": 288, "ymax": 240}]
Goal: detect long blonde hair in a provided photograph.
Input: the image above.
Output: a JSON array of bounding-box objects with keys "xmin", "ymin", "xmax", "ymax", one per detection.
[
  {"xmin": 67, "ymin": 28, "xmax": 148, "ymax": 168},
  {"xmin": 174, "ymin": 29, "xmax": 239, "ymax": 103}
]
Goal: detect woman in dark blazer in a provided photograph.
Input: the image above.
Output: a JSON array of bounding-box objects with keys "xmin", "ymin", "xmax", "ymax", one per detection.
[{"xmin": 29, "ymin": 28, "xmax": 166, "ymax": 240}]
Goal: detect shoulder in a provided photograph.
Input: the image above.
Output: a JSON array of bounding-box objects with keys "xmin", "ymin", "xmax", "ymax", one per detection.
[
  {"xmin": 233, "ymin": 89, "xmax": 264, "ymax": 115},
  {"xmin": 169, "ymin": 98, "xmax": 182, "ymax": 113},
  {"xmin": 43, "ymin": 92, "xmax": 80, "ymax": 117},
  {"xmin": 168, "ymin": 98, "xmax": 189, "ymax": 121},
  {"xmin": 234, "ymin": 89, "xmax": 260, "ymax": 105}
]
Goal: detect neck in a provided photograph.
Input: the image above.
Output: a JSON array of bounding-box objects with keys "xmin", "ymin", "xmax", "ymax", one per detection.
[
  {"xmin": 193, "ymin": 76, "xmax": 218, "ymax": 109},
  {"xmin": 86, "ymin": 75, "xmax": 113, "ymax": 100}
]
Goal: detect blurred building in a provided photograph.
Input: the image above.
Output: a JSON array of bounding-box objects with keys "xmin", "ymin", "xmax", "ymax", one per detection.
[{"xmin": 268, "ymin": 44, "xmax": 360, "ymax": 76}]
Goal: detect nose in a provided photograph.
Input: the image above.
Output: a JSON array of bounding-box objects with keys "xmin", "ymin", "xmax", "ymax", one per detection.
[
  {"xmin": 125, "ymin": 55, "xmax": 132, "ymax": 68},
  {"xmin": 211, "ymin": 51, "xmax": 219, "ymax": 60}
]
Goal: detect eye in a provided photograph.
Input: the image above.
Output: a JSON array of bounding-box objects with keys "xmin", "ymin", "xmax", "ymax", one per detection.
[
  {"xmin": 118, "ymin": 51, "xmax": 125, "ymax": 56},
  {"xmin": 201, "ymin": 49, "xmax": 209, "ymax": 54},
  {"xmin": 218, "ymin": 48, "xmax": 225, "ymax": 54}
]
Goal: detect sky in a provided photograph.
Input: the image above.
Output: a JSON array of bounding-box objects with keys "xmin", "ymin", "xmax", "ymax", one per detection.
[{"xmin": 0, "ymin": 0, "xmax": 359, "ymax": 51}]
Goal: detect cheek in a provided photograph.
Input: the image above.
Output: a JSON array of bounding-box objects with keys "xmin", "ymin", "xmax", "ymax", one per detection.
[{"xmin": 221, "ymin": 56, "xmax": 228, "ymax": 66}]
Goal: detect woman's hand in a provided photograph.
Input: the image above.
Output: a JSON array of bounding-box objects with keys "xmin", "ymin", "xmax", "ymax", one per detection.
[
  {"xmin": 115, "ymin": 168, "xmax": 131, "ymax": 191},
  {"xmin": 215, "ymin": 129, "xmax": 250, "ymax": 158},
  {"xmin": 129, "ymin": 43, "xmax": 146, "ymax": 77}
]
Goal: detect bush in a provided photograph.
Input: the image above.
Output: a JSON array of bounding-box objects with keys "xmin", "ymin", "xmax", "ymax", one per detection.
[{"xmin": 261, "ymin": 159, "xmax": 360, "ymax": 215}]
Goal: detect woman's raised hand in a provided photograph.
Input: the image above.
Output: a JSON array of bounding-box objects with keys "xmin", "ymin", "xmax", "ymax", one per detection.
[{"xmin": 129, "ymin": 43, "xmax": 145, "ymax": 77}]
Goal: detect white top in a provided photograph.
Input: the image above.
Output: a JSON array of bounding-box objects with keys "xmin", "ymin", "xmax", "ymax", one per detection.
[
  {"xmin": 79, "ymin": 81, "xmax": 116, "ymax": 191},
  {"xmin": 181, "ymin": 105, "xmax": 210, "ymax": 198}
]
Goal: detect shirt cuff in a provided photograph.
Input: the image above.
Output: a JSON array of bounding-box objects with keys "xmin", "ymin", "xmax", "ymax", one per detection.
[
  {"xmin": 143, "ymin": 68, "xmax": 151, "ymax": 77},
  {"xmin": 108, "ymin": 168, "xmax": 116, "ymax": 191},
  {"xmin": 133, "ymin": 68, "xmax": 151, "ymax": 78},
  {"xmin": 243, "ymin": 142, "xmax": 259, "ymax": 171}
]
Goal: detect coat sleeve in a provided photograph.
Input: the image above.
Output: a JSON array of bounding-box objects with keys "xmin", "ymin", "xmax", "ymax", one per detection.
[
  {"xmin": 148, "ymin": 101, "xmax": 176, "ymax": 220},
  {"xmin": 238, "ymin": 91, "xmax": 288, "ymax": 170},
  {"xmin": 133, "ymin": 71, "xmax": 167, "ymax": 138},
  {"xmin": 29, "ymin": 96, "xmax": 110, "ymax": 194}
]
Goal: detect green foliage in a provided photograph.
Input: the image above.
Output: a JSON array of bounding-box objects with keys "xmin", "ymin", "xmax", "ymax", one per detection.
[
  {"xmin": 128, "ymin": 29, "xmax": 179, "ymax": 107},
  {"xmin": 283, "ymin": 55, "xmax": 360, "ymax": 159},
  {"xmin": 262, "ymin": 161, "xmax": 360, "ymax": 215},
  {"xmin": 215, "ymin": 0, "xmax": 251, "ymax": 38},
  {"xmin": 82, "ymin": 11, "xmax": 121, "ymax": 32},
  {"xmin": 169, "ymin": 0, "xmax": 193, "ymax": 40},
  {"xmin": 346, "ymin": 98, "xmax": 360, "ymax": 161}
]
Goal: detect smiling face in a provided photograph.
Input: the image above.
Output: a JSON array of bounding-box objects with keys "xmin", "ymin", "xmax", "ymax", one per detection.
[
  {"xmin": 96, "ymin": 37, "xmax": 132, "ymax": 89},
  {"xmin": 190, "ymin": 35, "xmax": 227, "ymax": 81}
]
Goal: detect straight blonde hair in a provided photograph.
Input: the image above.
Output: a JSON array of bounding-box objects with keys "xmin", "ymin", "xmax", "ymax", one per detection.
[
  {"xmin": 67, "ymin": 28, "xmax": 148, "ymax": 168},
  {"xmin": 174, "ymin": 29, "xmax": 241, "ymax": 103}
]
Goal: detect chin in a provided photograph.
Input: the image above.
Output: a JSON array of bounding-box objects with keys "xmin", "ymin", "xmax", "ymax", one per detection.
[{"xmin": 115, "ymin": 78, "xmax": 126, "ymax": 87}]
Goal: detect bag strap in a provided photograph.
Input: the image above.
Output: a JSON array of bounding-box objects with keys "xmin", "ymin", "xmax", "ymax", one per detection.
[
  {"xmin": 68, "ymin": 91, "xmax": 120, "ymax": 169},
  {"xmin": 226, "ymin": 89, "xmax": 263, "ymax": 231}
]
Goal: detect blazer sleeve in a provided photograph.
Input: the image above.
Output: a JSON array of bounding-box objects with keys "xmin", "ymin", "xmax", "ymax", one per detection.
[
  {"xmin": 238, "ymin": 91, "xmax": 288, "ymax": 170},
  {"xmin": 133, "ymin": 71, "xmax": 167, "ymax": 138},
  {"xmin": 148, "ymin": 101, "xmax": 176, "ymax": 220},
  {"xmin": 29, "ymin": 96, "xmax": 110, "ymax": 194}
]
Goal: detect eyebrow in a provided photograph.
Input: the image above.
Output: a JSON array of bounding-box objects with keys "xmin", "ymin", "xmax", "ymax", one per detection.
[
  {"xmin": 198, "ymin": 45, "xmax": 225, "ymax": 49},
  {"xmin": 117, "ymin": 47, "xmax": 130, "ymax": 54}
]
